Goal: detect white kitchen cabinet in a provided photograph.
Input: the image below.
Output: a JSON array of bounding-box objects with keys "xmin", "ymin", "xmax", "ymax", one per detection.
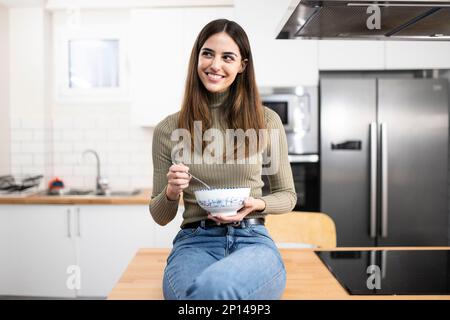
[
  {"xmin": 0, "ymin": 205, "xmax": 77, "ymax": 298},
  {"xmin": 234, "ymin": 0, "xmax": 318, "ymax": 87},
  {"xmin": 318, "ymin": 40, "xmax": 385, "ymax": 70},
  {"xmin": 0, "ymin": 204, "xmax": 184, "ymax": 298},
  {"xmin": 318, "ymin": 40, "xmax": 450, "ymax": 70},
  {"xmin": 385, "ymin": 41, "xmax": 450, "ymax": 69},
  {"xmin": 130, "ymin": 7, "xmax": 234, "ymax": 127},
  {"xmin": 75, "ymin": 205, "xmax": 183, "ymax": 297},
  {"xmin": 75, "ymin": 205, "xmax": 152, "ymax": 297}
]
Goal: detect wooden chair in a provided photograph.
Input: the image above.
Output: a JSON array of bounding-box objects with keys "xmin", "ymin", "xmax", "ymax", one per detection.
[{"xmin": 265, "ymin": 211, "xmax": 337, "ymax": 248}]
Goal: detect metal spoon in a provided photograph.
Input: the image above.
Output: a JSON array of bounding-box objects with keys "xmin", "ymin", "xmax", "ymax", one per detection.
[{"xmin": 171, "ymin": 162, "xmax": 211, "ymax": 190}]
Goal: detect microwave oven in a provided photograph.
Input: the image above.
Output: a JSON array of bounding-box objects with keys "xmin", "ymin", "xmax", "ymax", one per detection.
[
  {"xmin": 260, "ymin": 94, "xmax": 300, "ymax": 132},
  {"xmin": 260, "ymin": 86, "xmax": 318, "ymax": 155}
]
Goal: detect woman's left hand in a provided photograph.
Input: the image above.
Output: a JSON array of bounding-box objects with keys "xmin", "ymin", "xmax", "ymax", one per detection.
[{"xmin": 207, "ymin": 197, "xmax": 266, "ymax": 224}]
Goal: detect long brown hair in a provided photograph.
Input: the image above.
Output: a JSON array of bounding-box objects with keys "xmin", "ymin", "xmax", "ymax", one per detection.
[{"xmin": 178, "ymin": 19, "xmax": 266, "ymax": 161}]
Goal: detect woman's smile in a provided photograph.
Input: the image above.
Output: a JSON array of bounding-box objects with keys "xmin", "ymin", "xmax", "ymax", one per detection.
[{"xmin": 205, "ymin": 72, "xmax": 225, "ymax": 83}]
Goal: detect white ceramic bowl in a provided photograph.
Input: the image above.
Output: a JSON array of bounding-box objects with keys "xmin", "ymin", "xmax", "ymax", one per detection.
[{"xmin": 194, "ymin": 187, "xmax": 251, "ymax": 216}]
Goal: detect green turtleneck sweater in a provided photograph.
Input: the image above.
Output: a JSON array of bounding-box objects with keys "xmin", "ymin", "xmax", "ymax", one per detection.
[{"xmin": 149, "ymin": 91, "xmax": 297, "ymax": 227}]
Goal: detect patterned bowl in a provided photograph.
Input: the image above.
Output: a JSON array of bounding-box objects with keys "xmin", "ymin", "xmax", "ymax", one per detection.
[{"xmin": 194, "ymin": 187, "xmax": 251, "ymax": 216}]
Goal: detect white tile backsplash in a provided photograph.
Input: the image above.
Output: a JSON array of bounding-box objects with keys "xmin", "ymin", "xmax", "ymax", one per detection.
[
  {"xmin": 10, "ymin": 118, "xmax": 22, "ymax": 130},
  {"xmin": 84, "ymin": 129, "xmax": 107, "ymax": 141},
  {"xmin": 11, "ymin": 129, "xmax": 33, "ymax": 141},
  {"xmin": 107, "ymin": 153, "xmax": 129, "ymax": 165},
  {"xmin": 62, "ymin": 129, "xmax": 83, "ymax": 141},
  {"xmin": 32, "ymin": 130, "xmax": 45, "ymax": 141},
  {"xmin": 54, "ymin": 165, "xmax": 73, "ymax": 176},
  {"xmin": 18, "ymin": 165, "xmax": 45, "ymax": 176},
  {"xmin": 53, "ymin": 141, "xmax": 73, "ymax": 153},
  {"xmin": 21, "ymin": 117, "xmax": 45, "ymax": 130},
  {"xmin": 20, "ymin": 141, "xmax": 44, "ymax": 153},
  {"xmin": 32, "ymin": 154, "xmax": 45, "ymax": 166},
  {"xmin": 12, "ymin": 154, "xmax": 33, "ymax": 165},
  {"xmin": 107, "ymin": 128, "xmax": 129, "ymax": 141},
  {"xmin": 10, "ymin": 113, "xmax": 154, "ymax": 191},
  {"xmin": 52, "ymin": 117, "xmax": 74, "ymax": 130}
]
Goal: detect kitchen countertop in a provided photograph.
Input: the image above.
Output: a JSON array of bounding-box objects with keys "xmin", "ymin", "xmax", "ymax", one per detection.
[
  {"xmin": 0, "ymin": 189, "xmax": 155, "ymax": 205},
  {"xmin": 108, "ymin": 247, "xmax": 450, "ymax": 300}
]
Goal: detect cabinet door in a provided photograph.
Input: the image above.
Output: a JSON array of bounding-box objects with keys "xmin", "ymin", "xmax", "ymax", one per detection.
[
  {"xmin": 385, "ymin": 41, "xmax": 450, "ymax": 69},
  {"xmin": 234, "ymin": 0, "xmax": 318, "ymax": 86},
  {"xmin": 76, "ymin": 205, "xmax": 183, "ymax": 297},
  {"xmin": 130, "ymin": 8, "xmax": 184, "ymax": 127},
  {"xmin": 318, "ymin": 40, "xmax": 385, "ymax": 70},
  {"xmin": 0, "ymin": 205, "xmax": 77, "ymax": 298}
]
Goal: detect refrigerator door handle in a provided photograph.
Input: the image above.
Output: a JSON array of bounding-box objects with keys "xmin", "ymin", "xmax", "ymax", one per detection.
[
  {"xmin": 381, "ymin": 122, "xmax": 388, "ymax": 238},
  {"xmin": 370, "ymin": 122, "xmax": 377, "ymax": 238}
]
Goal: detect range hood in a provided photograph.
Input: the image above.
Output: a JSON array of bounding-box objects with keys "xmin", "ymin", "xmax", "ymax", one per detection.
[{"xmin": 276, "ymin": 0, "xmax": 450, "ymax": 40}]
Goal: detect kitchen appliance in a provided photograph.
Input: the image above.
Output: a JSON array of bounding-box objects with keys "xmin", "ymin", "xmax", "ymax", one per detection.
[
  {"xmin": 277, "ymin": 0, "xmax": 450, "ymax": 40},
  {"xmin": 320, "ymin": 76, "xmax": 449, "ymax": 246},
  {"xmin": 287, "ymin": 159, "xmax": 320, "ymax": 211},
  {"xmin": 260, "ymin": 86, "xmax": 318, "ymax": 155},
  {"xmin": 316, "ymin": 250, "xmax": 450, "ymax": 295},
  {"xmin": 260, "ymin": 87, "xmax": 320, "ymax": 211}
]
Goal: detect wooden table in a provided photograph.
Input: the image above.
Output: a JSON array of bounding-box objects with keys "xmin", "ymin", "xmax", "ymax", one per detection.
[{"xmin": 108, "ymin": 247, "xmax": 450, "ymax": 300}]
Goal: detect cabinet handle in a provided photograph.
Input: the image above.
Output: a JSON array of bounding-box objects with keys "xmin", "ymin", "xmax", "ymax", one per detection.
[
  {"xmin": 76, "ymin": 207, "xmax": 81, "ymax": 237},
  {"xmin": 67, "ymin": 209, "xmax": 71, "ymax": 238}
]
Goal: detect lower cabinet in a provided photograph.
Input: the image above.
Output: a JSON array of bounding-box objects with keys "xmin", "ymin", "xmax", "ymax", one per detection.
[
  {"xmin": 0, "ymin": 205, "xmax": 77, "ymax": 298},
  {"xmin": 0, "ymin": 204, "xmax": 183, "ymax": 298}
]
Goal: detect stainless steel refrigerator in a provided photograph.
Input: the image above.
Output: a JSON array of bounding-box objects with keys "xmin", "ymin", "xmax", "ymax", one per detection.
[{"xmin": 320, "ymin": 77, "xmax": 449, "ymax": 246}]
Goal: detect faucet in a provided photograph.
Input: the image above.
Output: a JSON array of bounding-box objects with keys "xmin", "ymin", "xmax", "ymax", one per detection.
[{"xmin": 82, "ymin": 149, "xmax": 110, "ymax": 196}]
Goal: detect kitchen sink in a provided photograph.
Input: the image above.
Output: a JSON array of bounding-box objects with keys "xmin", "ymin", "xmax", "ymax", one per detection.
[
  {"xmin": 108, "ymin": 189, "xmax": 141, "ymax": 197},
  {"xmin": 35, "ymin": 188, "xmax": 94, "ymax": 196},
  {"xmin": 65, "ymin": 189, "xmax": 95, "ymax": 196}
]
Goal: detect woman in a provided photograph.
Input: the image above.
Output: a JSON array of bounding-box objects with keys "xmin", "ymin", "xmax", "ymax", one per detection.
[{"xmin": 150, "ymin": 19, "xmax": 296, "ymax": 300}]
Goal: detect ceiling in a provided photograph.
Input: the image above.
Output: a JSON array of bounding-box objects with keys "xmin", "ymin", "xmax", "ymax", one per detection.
[{"xmin": 0, "ymin": 0, "xmax": 45, "ymax": 7}]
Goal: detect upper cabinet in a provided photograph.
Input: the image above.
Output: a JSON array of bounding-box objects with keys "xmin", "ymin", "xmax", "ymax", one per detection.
[
  {"xmin": 130, "ymin": 6, "xmax": 234, "ymax": 127},
  {"xmin": 318, "ymin": 40, "xmax": 385, "ymax": 70},
  {"xmin": 385, "ymin": 41, "xmax": 450, "ymax": 69},
  {"xmin": 234, "ymin": 0, "xmax": 318, "ymax": 87},
  {"xmin": 318, "ymin": 40, "xmax": 450, "ymax": 70}
]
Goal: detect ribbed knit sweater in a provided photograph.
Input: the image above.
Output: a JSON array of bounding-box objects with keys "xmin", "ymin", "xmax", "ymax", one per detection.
[{"xmin": 149, "ymin": 91, "xmax": 297, "ymax": 227}]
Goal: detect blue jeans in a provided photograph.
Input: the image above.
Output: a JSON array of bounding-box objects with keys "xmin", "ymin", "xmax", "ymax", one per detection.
[{"xmin": 162, "ymin": 222, "xmax": 286, "ymax": 300}]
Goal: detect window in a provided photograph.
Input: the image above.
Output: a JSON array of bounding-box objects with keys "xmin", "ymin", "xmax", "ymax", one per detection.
[
  {"xmin": 54, "ymin": 26, "xmax": 129, "ymax": 103},
  {"xmin": 68, "ymin": 39, "xmax": 119, "ymax": 89}
]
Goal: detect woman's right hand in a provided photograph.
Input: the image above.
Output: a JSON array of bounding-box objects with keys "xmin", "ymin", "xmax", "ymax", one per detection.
[{"xmin": 166, "ymin": 163, "xmax": 191, "ymax": 201}]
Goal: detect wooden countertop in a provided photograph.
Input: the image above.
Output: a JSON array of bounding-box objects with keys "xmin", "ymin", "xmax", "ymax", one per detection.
[
  {"xmin": 108, "ymin": 247, "xmax": 450, "ymax": 300},
  {"xmin": 0, "ymin": 189, "xmax": 154, "ymax": 205}
]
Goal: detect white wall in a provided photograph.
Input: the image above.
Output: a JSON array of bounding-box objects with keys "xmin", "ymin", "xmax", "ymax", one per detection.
[
  {"xmin": 0, "ymin": 6, "xmax": 10, "ymax": 175},
  {"xmin": 9, "ymin": 8, "xmax": 47, "ymax": 180}
]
